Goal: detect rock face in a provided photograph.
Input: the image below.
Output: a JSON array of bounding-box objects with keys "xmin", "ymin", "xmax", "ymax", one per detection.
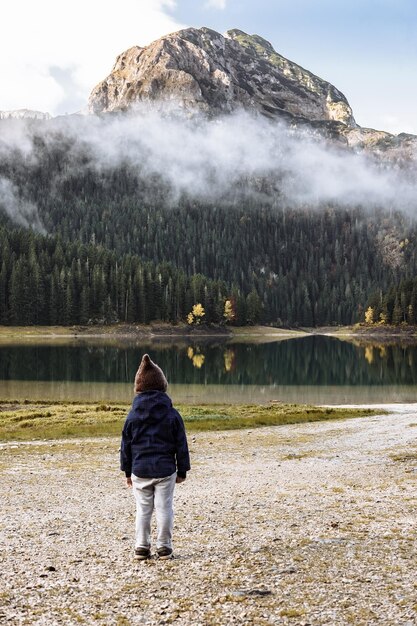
[
  {"xmin": 88, "ymin": 27, "xmax": 355, "ymax": 126},
  {"xmin": 88, "ymin": 26, "xmax": 416, "ymax": 159}
]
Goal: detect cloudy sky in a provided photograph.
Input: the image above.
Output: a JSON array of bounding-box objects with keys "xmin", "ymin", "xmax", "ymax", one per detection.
[{"xmin": 1, "ymin": 0, "xmax": 416, "ymax": 134}]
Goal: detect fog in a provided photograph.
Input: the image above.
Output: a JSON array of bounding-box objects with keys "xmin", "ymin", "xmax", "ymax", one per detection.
[
  {"xmin": 0, "ymin": 108, "xmax": 416, "ymax": 231},
  {"xmin": 0, "ymin": 177, "xmax": 46, "ymax": 232}
]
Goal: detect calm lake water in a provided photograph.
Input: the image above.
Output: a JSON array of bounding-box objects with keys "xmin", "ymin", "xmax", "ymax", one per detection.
[{"xmin": 1, "ymin": 335, "xmax": 417, "ymax": 404}]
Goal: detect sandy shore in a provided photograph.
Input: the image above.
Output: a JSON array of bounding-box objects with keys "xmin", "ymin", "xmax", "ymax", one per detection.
[{"xmin": 0, "ymin": 407, "xmax": 416, "ymax": 625}]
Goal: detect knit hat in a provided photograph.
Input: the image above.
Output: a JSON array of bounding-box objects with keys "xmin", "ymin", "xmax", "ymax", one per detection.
[{"xmin": 134, "ymin": 354, "xmax": 168, "ymax": 394}]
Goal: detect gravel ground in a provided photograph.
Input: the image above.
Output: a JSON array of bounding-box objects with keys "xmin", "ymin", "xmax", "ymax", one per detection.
[{"xmin": 0, "ymin": 407, "xmax": 416, "ymax": 626}]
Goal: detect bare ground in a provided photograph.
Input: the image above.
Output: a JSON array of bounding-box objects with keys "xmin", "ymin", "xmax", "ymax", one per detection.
[{"xmin": 0, "ymin": 408, "xmax": 416, "ymax": 625}]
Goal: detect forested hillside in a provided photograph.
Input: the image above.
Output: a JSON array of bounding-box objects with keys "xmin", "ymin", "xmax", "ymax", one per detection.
[
  {"xmin": 366, "ymin": 278, "xmax": 417, "ymax": 326},
  {"xmin": 0, "ymin": 224, "xmax": 239, "ymax": 326},
  {"xmin": 1, "ymin": 119, "xmax": 417, "ymax": 327}
]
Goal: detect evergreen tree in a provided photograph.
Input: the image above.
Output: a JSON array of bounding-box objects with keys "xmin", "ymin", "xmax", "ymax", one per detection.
[{"xmin": 246, "ymin": 290, "xmax": 262, "ymax": 325}]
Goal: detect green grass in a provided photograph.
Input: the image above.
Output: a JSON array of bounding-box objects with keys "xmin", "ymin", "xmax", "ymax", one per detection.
[
  {"xmin": 0, "ymin": 400, "xmax": 379, "ymax": 442},
  {"xmin": 179, "ymin": 403, "xmax": 378, "ymax": 432}
]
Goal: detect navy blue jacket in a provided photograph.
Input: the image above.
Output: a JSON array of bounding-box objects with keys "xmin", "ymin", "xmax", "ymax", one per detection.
[{"xmin": 120, "ymin": 391, "xmax": 191, "ymax": 479}]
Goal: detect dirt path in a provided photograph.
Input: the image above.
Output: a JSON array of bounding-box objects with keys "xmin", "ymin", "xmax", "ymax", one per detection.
[{"xmin": 0, "ymin": 408, "xmax": 416, "ymax": 625}]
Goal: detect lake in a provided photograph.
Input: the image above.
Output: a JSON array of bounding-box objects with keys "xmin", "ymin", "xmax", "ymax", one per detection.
[{"xmin": 1, "ymin": 335, "xmax": 417, "ymax": 404}]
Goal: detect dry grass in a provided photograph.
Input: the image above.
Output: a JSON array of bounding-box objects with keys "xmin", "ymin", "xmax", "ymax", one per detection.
[{"xmin": 0, "ymin": 399, "xmax": 379, "ymax": 441}]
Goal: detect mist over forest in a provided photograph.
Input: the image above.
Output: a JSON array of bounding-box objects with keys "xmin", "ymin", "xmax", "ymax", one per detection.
[
  {"xmin": 1, "ymin": 110, "xmax": 417, "ymax": 226},
  {"xmin": 1, "ymin": 109, "xmax": 417, "ymax": 327}
]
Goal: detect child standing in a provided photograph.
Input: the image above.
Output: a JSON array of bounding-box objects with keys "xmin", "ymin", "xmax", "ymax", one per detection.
[{"xmin": 120, "ymin": 354, "xmax": 190, "ymax": 560}]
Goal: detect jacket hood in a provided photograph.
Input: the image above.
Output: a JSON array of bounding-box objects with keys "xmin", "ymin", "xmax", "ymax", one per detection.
[{"xmin": 131, "ymin": 390, "xmax": 172, "ymax": 421}]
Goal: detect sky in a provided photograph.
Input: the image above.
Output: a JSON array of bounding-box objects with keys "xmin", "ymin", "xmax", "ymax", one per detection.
[{"xmin": 0, "ymin": 0, "xmax": 416, "ymax": 134}]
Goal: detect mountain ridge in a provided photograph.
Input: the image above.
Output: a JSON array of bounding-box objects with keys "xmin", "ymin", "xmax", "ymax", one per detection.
[
  {"xmin": 0, "ymin": 109, "xmax": 51, "ymax": 121},
  {"xmin": 87, "ymin": 26, "xmax": 416, "ymax": 160}
]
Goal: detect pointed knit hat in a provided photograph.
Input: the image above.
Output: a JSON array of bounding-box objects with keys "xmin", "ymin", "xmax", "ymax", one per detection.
[{"xmin": 134, "ymin": 354, "xmax": 168, "ymax": 393}]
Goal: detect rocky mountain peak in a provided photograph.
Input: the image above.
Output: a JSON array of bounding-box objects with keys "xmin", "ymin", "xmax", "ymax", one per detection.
[
  {"xmin": 88, "ymin": 26, "xmax": 355, "ymax": 126},
  {"xmin": 87, "ymin": 26, "xmax": 417, "ymax": 159}
]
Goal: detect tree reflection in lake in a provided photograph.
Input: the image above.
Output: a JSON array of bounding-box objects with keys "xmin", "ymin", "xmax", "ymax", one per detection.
[{"xmin": 0, "ymin": 336, "xmax": 417, "ymax": 387}]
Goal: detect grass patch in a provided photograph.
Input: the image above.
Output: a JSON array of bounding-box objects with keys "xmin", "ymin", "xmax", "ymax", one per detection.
[
  {"xmin": 180, "ymin": 403, "xmax": 377, "ymax": 432},
  {"xmin": 0, "ymin": 402, "xmax": 127, "ymax": 441},
  {"xmin": 0, "ymin": 400, "xmax": 380, "ymax": 442},
  {"xmin": 279, "ymin": 608, "xmax": 305, "ymax": 618}
]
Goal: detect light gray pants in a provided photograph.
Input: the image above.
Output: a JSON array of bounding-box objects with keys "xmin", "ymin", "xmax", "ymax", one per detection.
[{"xmin": 131, "ymin": 472, "xmax": 177, "ymax": 550}]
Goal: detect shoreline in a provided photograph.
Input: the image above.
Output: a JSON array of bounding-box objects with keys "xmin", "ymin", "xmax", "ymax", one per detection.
[
  {"xmin": 0, "ymin": 323, "xmax": 305, "ymax": 343},
  {"xmin": 0, "ymin": 323, "xmax": 416, "ymax": 343}
]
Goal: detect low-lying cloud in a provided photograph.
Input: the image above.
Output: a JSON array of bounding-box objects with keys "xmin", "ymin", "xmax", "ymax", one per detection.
[
  {"xmin": 0, "ymin": 177, "xmax": 46, "ymax": 233},
  {"xmin": 1, "ymin": 108, "xmax": 417, "ymax": 232}
]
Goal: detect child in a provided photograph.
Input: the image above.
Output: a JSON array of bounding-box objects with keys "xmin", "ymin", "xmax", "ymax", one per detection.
[{"xmin": 120, "ymin": 354, "xmax": 190, "ymax": 560}]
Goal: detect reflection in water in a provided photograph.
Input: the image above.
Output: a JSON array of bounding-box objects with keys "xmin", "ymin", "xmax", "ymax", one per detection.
[
  {"xmin": 224, "ymin": 349, "xmax": 235, "ymax": 373},
  {"xmin": 187, "ymin": 346, "xmax": 205, "ymax": 369},
  {"xmin": 364, "ymin": 346, "xmax": 374, "ymax": 365},
  {"xmin": 0, "ymin": 336, "xmax": 417, "ymax": 402}
]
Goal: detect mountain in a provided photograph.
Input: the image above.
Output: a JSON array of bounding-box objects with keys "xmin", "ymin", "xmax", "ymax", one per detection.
[
  {"xmin": 1, "ymin": 27, "xmax": 417, "ymax": 328},
  {"xmin": 88, "ymin": 27, "xmax": 355, "ymax": 125},
  {"xmin": 88, "ymin": 27, "xmax": 416, "ymax": 159},
  {"xmin": 0, "ymin": 109, "xmax": 51, "ymax": 121}
]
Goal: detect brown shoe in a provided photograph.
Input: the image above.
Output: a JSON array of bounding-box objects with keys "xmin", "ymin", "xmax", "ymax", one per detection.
[
  {"xmin": 157, "ymin": 547, "xmax": 173, "ymax": 560},
  {"xmin": 134, "ymin": 547, "xmax": 151, "ymax": 560}
]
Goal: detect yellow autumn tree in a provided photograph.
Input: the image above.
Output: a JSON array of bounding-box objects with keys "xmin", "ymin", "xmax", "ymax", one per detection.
[
  {"xmin": 364, "ymin": 306, "xmax": 374, "ymax": 324},
  {"xmin": 379, "ymin": 311, "xmax": 387, "ymax": 324},
  {"xmin": 223, "ymin": 299, "xmax": 235, "ymax": 323},
  {"xmin": 187, "ymin": 303, "xmax": 205, "ymax": 325}
]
